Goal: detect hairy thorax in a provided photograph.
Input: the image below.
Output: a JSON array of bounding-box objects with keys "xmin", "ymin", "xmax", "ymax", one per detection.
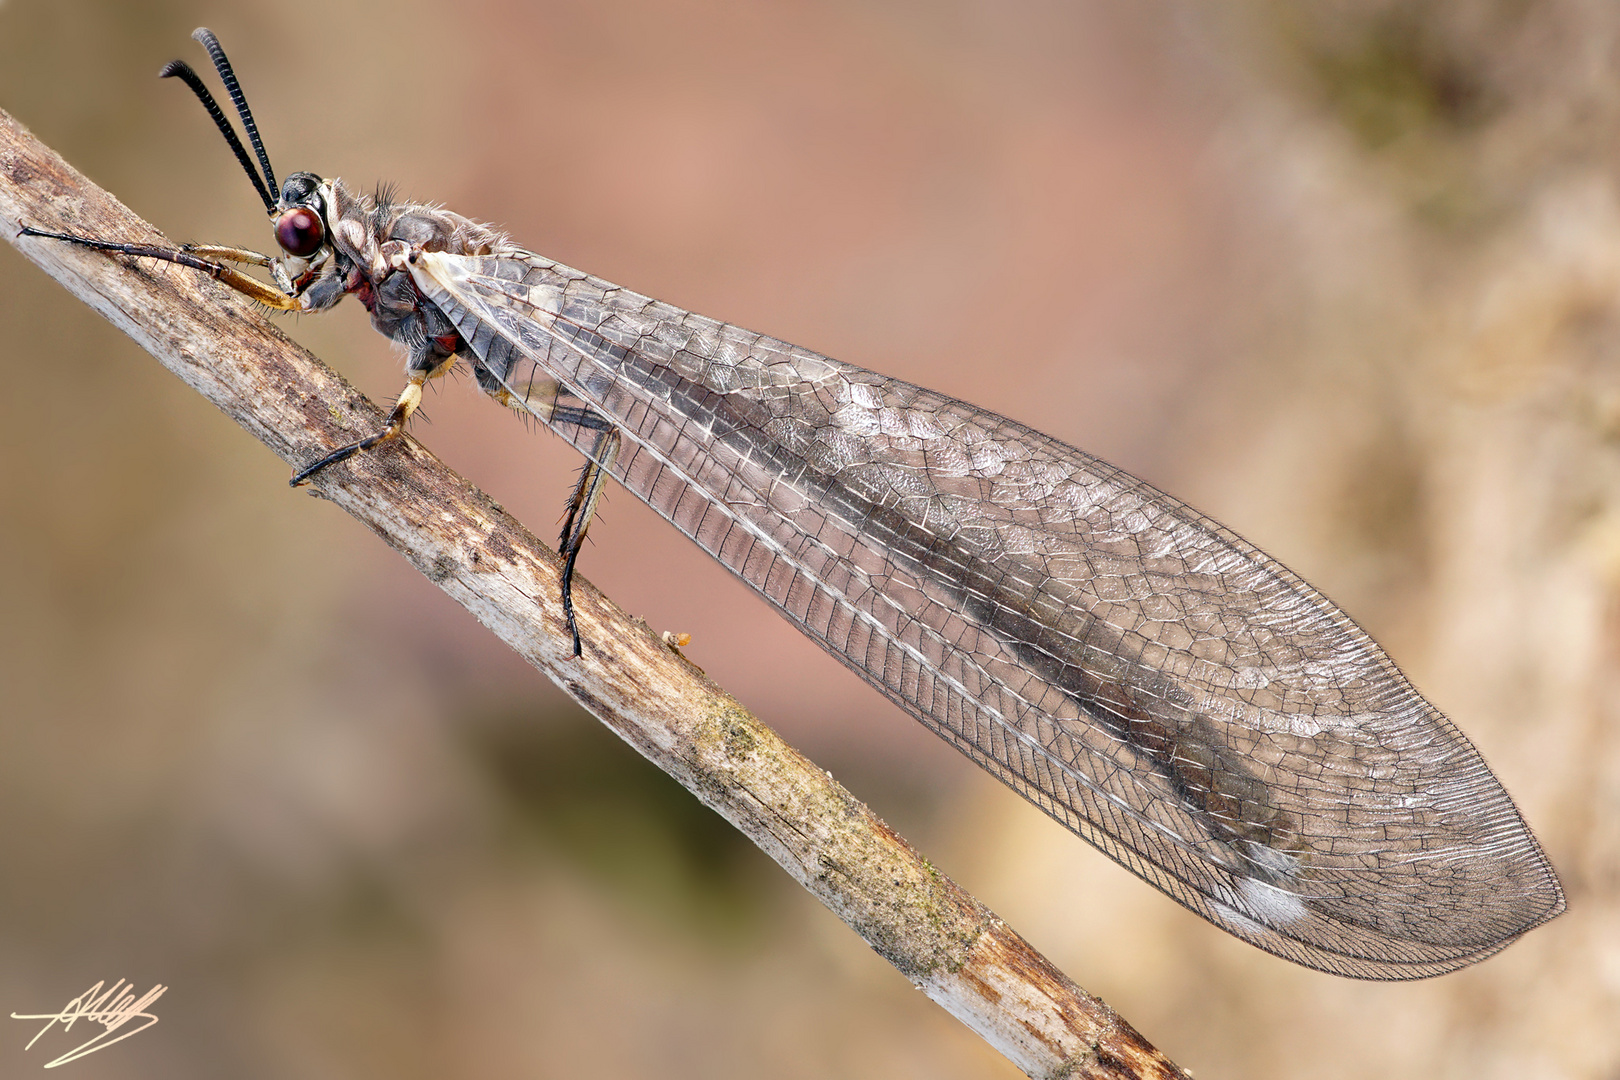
[{"xmin": 314, "ymin": 178, "xmax": 515, "ymax": 373}]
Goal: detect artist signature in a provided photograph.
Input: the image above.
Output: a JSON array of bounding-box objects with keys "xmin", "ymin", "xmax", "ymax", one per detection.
[{"xmin": 11, "ymin": 979, "xmax": 166, "ymax": 1068}]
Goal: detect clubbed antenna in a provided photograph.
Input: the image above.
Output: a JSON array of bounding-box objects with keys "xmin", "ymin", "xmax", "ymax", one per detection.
[
  {"xmin": 159, "ymin": 58, "xmax": 275, "ymax": 212},
  {"xmin": 191, "ymin": 29, "xmax": 277, "ymax": 197},
  {"xmin": 159, "ymin": 28, "xmax": 278, "ymax": 213}
]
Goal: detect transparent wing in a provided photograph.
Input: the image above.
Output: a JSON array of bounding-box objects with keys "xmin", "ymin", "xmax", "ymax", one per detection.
[{"xmin": 409, "ymin": 248, "xmax": 1563, "ymax": 978}]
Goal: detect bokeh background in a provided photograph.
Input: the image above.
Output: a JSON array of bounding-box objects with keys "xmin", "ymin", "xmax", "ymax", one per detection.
[{"xmin": 1, "ymin": 1, "xmax": 1615, "ymax": 1077}]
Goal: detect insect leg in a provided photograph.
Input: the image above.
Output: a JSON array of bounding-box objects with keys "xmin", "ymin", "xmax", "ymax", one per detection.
[
  {"xmin": 558, "ymin": 428, "xmax": 621, "ymax": 656},
  {"xmin": 475, "ymin": 366, "xmax": 620, "ymax": 654},
  {"xmin": 180, "ymin": 244, "xmax": 275, "ymax": 268},
  {"xmin": 292, "ymin": 275, "xmax": 475, "ymax": 486},
  {"xmin": 178, "ymin": 244, "xmax": 310, "ymax": 295},
  {"xmin": 19, "ymin": 226, "xmax": 296, "ymax": 307},
  {"xmin": 18, "ymin": 226, "xmax": 301, "ymax": 310},
  {"xmin": 289, "ymin": 359, "xmax": 458, "ymax": 486}
]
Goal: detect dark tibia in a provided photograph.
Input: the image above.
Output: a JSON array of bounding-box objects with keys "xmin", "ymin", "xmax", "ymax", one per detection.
[
  {"xmin": 289, "ymin": 432, "xmax": 389, "ymax": 486},
  {"xmin": 22, "ymin": 225, "xmax": 243, "ymax": 274},
  {"xmin": 557, "ymin": 428, "xmax": 621, "ymax": 657},
  {"xmin": 19, "ymin": 225, "xmax": 298, "ymax": 309},
  {"xmin": 290, "ymin": 378, "xmax": 428, "ymax": 486}
]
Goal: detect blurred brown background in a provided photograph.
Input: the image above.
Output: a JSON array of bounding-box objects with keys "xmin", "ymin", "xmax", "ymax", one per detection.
[{"xmin": 1, "ymin": 1, "xmax": 1614, "ymax": 1077}]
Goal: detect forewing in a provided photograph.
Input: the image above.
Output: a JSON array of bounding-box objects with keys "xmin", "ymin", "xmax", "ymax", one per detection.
[{"xmin": 410, "ymin": 248, "xmax": 1563, "ymax": 978}]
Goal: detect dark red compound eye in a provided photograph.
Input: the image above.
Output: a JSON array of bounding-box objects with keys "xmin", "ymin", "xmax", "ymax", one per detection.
[{"xmin": 275, "ymin": 207, "xmax": 324, "ymax": 257}]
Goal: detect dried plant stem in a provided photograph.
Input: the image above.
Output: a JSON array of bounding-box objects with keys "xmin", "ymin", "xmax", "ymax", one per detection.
[{"xmin": 0, "ymin": 107, "xmax": 1188, "ymax": 1080}]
